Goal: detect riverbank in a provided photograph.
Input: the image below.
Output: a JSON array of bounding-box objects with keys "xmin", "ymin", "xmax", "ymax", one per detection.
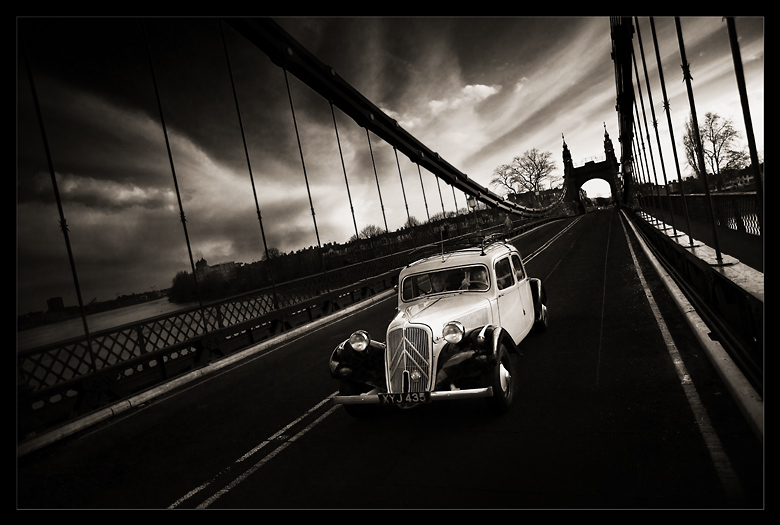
[{"xmin": 17, "ymin": 298, "xmax": 199, "ymax": 352}]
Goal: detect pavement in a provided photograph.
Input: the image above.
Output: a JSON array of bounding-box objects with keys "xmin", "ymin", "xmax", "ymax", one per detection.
[{"xmin": 639, "ymin": 206, "xmax": 763, "ymax": 273}]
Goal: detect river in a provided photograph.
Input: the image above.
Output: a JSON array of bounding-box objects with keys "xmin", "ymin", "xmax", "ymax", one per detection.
[{"xmin": 17, "ymin": 298, "xmax": 200, "ymax": 352}]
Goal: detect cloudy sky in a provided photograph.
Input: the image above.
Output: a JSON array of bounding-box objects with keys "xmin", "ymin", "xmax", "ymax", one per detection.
[{"xmin": 16, "ymin": 17, "xmax": 763, "ymax": 315}]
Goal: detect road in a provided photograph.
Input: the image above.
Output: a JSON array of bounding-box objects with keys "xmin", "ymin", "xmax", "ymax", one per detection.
[{"xmin": 17, "ymin": 208, "xmax": 763, "ymax": 509}]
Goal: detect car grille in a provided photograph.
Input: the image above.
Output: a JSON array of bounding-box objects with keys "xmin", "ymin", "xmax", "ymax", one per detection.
[{"xmin": 386, "ymin": 326, "xmax": 432, "ymax": 393}]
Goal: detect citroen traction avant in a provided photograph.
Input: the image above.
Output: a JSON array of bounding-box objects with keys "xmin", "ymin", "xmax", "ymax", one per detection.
[{"xmin": 329, "ymin": 235, "xmax": 548, "ymax": 416}]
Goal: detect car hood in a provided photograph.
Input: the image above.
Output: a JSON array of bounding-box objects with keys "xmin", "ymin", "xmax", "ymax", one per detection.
[{"xmin": 390, "ymin": 294, "xmax": 493, "ymax": 339}]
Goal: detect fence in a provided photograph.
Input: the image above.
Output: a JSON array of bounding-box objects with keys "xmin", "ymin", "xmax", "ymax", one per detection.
[{"xmin": 638, "ymin": 192, "xmax": 762, "ymax": 236}]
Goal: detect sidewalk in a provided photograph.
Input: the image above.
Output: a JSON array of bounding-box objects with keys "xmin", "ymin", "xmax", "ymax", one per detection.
[{"xmin": 640, "ymin": 207, "xmax": 763, "ymax": 273}]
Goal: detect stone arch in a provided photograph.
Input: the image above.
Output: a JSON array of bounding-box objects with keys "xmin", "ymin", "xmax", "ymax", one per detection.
[{"xmin": 561, "ymin": 125, "xmax": 622, "ymax": 211}]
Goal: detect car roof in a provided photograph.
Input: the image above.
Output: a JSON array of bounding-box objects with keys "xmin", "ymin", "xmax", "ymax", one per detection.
[{"xmin": 402, "ymin": 237, "xmax": 517, "ymax": 275}]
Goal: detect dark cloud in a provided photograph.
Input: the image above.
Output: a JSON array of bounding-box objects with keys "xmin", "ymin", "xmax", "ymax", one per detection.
[{"xmin": 17, "ymin": 17, "xmax": 763, "ymax": 315}]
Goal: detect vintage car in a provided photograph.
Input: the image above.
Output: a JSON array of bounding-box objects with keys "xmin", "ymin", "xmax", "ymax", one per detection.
[{"xmin": 329, "ymin": 235, "xmax": 548, "ymax": 416}]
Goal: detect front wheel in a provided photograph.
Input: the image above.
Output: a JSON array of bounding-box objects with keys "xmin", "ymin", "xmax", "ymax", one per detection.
[{"xmin": 485, "ymin": 344, "xmax": 514, "ymax": 414}]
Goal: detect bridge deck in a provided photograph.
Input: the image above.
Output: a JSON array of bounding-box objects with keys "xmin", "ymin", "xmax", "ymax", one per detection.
[{"xmin": 17, "ymin": 209, "xmax": 763, "ymax": 509}]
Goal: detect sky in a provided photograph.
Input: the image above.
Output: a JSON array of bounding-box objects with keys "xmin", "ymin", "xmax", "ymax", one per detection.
[{"xmin": 16, "ymin": 16, "xmax": 764, "ymax": 315}]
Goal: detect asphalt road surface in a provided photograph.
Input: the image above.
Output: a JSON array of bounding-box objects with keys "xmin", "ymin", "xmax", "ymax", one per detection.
[{"xmin": 17, "ymin": 209, "xmax": 763, "ymax": 509}]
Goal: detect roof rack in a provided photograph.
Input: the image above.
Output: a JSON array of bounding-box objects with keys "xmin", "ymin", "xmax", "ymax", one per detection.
[{"xmin": 406, "ymin": 232, "xmax": 510, "ymax": 266}]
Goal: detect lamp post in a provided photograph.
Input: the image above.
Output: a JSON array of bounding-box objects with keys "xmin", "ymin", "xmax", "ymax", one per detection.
[{"xmin": 467, "ymin": 195, "xmax": 479, "ymax": 233}]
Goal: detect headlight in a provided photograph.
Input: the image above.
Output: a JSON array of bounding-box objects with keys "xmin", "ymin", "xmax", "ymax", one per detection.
[
  {"xmin": 442, "ymin": 321, "xmax": 465, "ymax": 344},
  {"xmin": 349, "ymin": 330, "xmax": 371, "ymax": 352}
]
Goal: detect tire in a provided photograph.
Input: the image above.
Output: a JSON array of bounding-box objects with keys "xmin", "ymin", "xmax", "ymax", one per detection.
[
  {"xmin": 339, "ymin": 380, "xmax": 378, "ymax": 418},
  {"xmin": 530, "ymin": 282, "xmax": 548, "ymax": 334},
  {"xmin": 533, "ymin": 301, "xmax": 548, "ymax": 333},
  {"xmin": 485, "ymin": 344, "xmax": 514, "ymax": 414}
]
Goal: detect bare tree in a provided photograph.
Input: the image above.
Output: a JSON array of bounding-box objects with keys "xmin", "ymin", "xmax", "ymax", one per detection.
[
  {"xmin": 684, "ymin": 112, "xmax": 748, "ymax": 191},
  {"xmin": 490, "ymin": 148, "xmax": 558, "ymax": 198},
  {"xmin": 404, "ymin": 216, "xmax": 422, "ymax": 229},
  {"xmin": 348, "ymin": 224, "xmax": 385, "ymax": 242},
  {"xmin": 261, "ymin": 247, "xmax": 282, "ymax": 261}
]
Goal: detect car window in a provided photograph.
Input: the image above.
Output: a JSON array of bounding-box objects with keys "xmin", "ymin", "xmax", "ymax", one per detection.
[
  {"xmin": 401, "ymin": 265, "xmax": 490, "ymax": 300},
  {"xmin": 495, "ymin": 257, "xmax": 515, "ymax": 290},
  {"xmin": 511, "ymin": 254, "xmax": 525, "ymax": 280}
]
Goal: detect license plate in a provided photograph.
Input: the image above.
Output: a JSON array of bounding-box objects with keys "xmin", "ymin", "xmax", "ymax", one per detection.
[{"xmin": 378, "ymin": 392, "xmax": 431, "ymax": 405}]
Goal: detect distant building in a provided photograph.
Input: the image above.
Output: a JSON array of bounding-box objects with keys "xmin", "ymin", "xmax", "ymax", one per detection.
[
  {"xmin": 211, "ymin": 261, "xmax": 238, "ymax": 281},
  {"xmin": 47, "ymin": 296, "xmax": 64, "ymax": 312},
  {"xmin": 195, "ymin": 258, "xmax": 238, "ymax": 282}
]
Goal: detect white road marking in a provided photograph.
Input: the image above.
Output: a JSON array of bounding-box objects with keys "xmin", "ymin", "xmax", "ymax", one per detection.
[
  {"xmin": 172, "ymin": 212, "xmax": 745, "ymax": 508},
  {"xmin": 523, "ymin": 216, "xmax": 582, "ymax": 264},
  {"xmin": 170, "ymin": 215, "xmax": 585, "ymax": 508},
  {"xmin": 168, "ymin": 393, "xmax": 339, "ymax": 509},
  {"xmin": 619, "ymin": 213, "xmax": 745, "ymax": 505}
]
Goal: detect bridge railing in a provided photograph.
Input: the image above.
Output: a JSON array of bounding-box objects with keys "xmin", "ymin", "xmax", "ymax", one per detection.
[{"xmin": 640, "ymin": 192, "xmax": 762, "ymax": 237}]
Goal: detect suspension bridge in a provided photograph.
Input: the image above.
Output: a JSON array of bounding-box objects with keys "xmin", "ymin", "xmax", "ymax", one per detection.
[{"xmin": 17, "ymin": 17, "xmax": 763, "ymax": 509}]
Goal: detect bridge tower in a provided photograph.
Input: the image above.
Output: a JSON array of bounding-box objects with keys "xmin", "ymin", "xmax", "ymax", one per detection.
[{"xmin": 562, "ymin": 124, "xmax": 622, "ymax": 211}]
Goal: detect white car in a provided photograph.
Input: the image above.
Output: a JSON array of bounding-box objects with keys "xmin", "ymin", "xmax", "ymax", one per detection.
[{"xmin": 329, "ymin": 235, "xmax": 548, "ymax": 416}]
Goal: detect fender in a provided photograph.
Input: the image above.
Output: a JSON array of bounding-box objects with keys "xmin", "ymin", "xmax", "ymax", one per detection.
[
  {"xmin": 434, "ymin": 324, "xmax": 517, "ymax": 390},
  {"xmin": 329, "ymin": 339, "xmax": 387, "ymax": 390}
]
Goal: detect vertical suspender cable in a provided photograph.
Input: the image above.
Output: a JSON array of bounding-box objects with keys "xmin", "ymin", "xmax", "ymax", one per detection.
[
  {"xmin": 635, "ymin": 133, "xmax": 656, "ymax": 219},
  {"xmin": 631, "ymin": 48, "xmax": 668, "ymax": 230},
  {"xmin": 633, "ymin": 104, "xmax": 659, "ymax": 226},
  {"xmin": 634, "ymin": 21, "xmax": 678, "ymax": 237},
  {"xmin": 632, "ymin": 135, "xmax": 648, "ymax": 211},
  {"xmin": 20, "ymin": 40, "xmax": 96, "ymax": 371},
  {"xmin": 417, "ymin": 164, "xmax": 430, "ymax": 222},
  {"xmin": 218, "ymin": 21, "xmax": 279, "ymax": 308},
  {"xmin": 453, "ymin": 187, "xmax": 465, "ymax": 233},
  {"xmin": 648, "ymin": 17, "xmax": 694, "ymax": 247},
  {"xmin": 726, "ymin": 17, "xmax": 763, "ymax": 237},
  {"xmin": 434, "ymin": 175, "xmax": 448, "ymax": 240},
  {"xmin": 330, "ymin": 102, "xmax": 361, "ymax": 244},
  {"xmin": 674, "ymin": 17, "xmax": 724, "ymax": 264},
  {"xmin": 283, "ymin": 68, "xmax": 325, "ymax": 274},
  {"xmin": 394, "ymin": 147, "xmax": 414, "ymax": 247},
  {"xmin": 366, "ymin": 130, "xmax": 389, "ymax": 234},
  {"xmin": 435, "ymin": 174, "xmax": 446, "ymax": 217},
  {"xmin": 142, "ymin": 22, "xmax": 208, "ymax": 334},
  {"xmin": 394, "ymin": 147, "xmax": 411, "ymax": 224}
]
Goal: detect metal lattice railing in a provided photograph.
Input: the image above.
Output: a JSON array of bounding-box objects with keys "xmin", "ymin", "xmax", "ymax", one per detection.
[{"xmin": 639, "ymin": 192, "xmax": 762, "ymax": 236}]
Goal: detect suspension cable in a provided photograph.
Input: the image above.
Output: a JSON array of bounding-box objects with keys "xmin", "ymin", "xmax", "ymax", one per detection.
[
  {"xmin": 725, "ymin": 17, "xmax": 763, "ymax": 236},
  {"xmin": 674, "ymin": 17, "xmax": 724, "ymax": 264},
  {"xmin": 142, "ymin": 21, "xmax": 208, "ymax": 332},
  {"xmin": 394, "ymin": 147, "xmax": 418, "ymax": 247},
  {"xmin": 394, "ymin": 147, "xmax": 412, "ymax": 228},
  {"xmin": 417, "ymin": 164, "xmax": 431, "ymax": 222},
  {"xmin": 366, "ymin": 130, "xmax": 389, "ymax": 233},
  {"xmin": 631, "ymin": 44, "xmax": 669, "ymax": 231},
  {"xmin": 647, "ymin": 17, "xmax": 694, "ymax": 246},
  {"xmin": 283, "ymin": 68, "xmax": 325, "ymax": 273},
  {"xmin": 330, "ymin": 102, "xmax": 360, "ymax": 245},
  {"xmin": 634, "ymin": 21, "xmax": 678, "ymax": 237},
  {"xmin": 219, "ymin": 20, "xmax": 279, "ymax": 307},
  {"xmin": 633, "ymin": 97, "xmax": 664, "ymax": 228},
  {"xmin": 20, "ymin": 38, "xmax": 96, "ymax": 370},
  {"xmin": 631, "ymin": 113, "xmax": 659, "ymax": 223}
]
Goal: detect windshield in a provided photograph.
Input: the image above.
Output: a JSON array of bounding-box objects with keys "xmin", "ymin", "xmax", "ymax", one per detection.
[{"xmin": 401, "ymin": 264, "xmax": 490, "ymax": 301}]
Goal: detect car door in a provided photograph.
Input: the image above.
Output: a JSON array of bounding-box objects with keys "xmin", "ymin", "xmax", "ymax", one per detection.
[
  {"xmin": 494, "ymin": 255, "xmax": 526, "ymax": 343},
  {"xmin": 510, "ymin": 253, "xmax": 534, "ymax": 337}
]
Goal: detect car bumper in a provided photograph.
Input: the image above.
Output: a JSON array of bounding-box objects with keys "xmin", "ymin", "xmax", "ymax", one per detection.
[{"xmin": 333, "ymin": 386, "xmax": 494, "ymax": 405}]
